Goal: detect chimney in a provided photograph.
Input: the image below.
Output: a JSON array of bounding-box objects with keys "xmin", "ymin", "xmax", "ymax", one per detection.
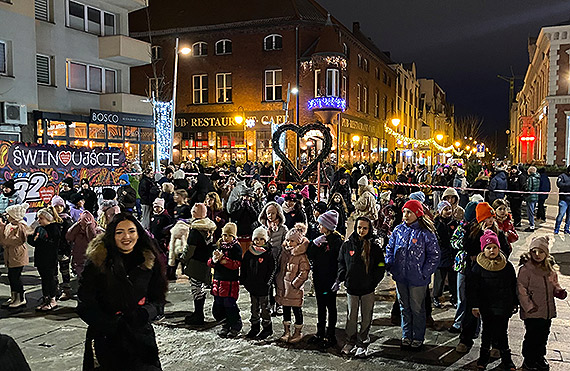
[{"xmin": 353, "ymin": 22, "xmax": 360, "ymax": 33}]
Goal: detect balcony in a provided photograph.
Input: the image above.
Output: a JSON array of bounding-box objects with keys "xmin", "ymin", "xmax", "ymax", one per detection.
[
  {"xmin": 100, "ymin": 93, "xmax": 152, "ymax": 116},
  {"xmin": 104, "ymin": 0, "xmax": 147, "ymax": 12},
  {"xmin": 99, "ymin": 35, "xmax": 150, "ymax": 66}
]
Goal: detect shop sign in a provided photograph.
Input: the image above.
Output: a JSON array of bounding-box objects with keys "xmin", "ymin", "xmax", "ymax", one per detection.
[
  {"xmin": 0, "ymin": 142, "xmax": 128, "ymax": 210},
  {"xmin": 176, "ymin": 111, "xmax": 290, "ymax": 130},
  {"xmin": 341, "ymin": 117, "xmax": 380, "ymax": 136},
  {"xmin": 90, "ymin": 109, "xmax": 153, "ymax": 127}
]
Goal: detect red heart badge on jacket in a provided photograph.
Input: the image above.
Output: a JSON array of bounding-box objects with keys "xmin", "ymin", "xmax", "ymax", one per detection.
[
  {"xmin": 412, "ymin": 238, "xmax": 418, "ymax": 244},
  {"xmin": 349, "ymin": 250, "xmax": 355, "ymax": 256},
  {"xmin": 258, "ymin": 258, "xmax": 264, "ymax": 263}
]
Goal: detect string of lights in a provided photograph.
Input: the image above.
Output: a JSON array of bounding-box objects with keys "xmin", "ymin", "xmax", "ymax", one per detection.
[{"xmin": 153, "ymin": 100, "xmax": 173, "ymax": 161}]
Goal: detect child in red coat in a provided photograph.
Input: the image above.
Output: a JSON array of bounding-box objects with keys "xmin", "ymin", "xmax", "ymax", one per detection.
[
  {"xmin": 492, "ymin": 199, "xmax": 519, "ymax": 245},
  {"xmin": 208, "ymin": 222, "xmax": 243, "ymax": 338}
]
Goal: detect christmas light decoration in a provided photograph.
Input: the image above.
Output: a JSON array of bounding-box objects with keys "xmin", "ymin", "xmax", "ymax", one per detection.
[
  {"xmin": 300, "ymin": 55, "xmax": 348, "ymax": 73},
  {"xmin": 308, "ymin": 96, "xmax": 346, "ymax": 111},
  {"xmin": 153, "ymin": 100, "xmax": 173, "ymax": 161}
]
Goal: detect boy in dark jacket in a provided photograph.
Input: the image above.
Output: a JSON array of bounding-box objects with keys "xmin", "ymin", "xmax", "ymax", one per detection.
[
  {"xmin": 241, "ymin": 226, "xmax": 275, "ymax": 340},
  {"xmin": 307, "ymin": 210, "xmax": 343, "ymax": 348},
  {"xmin": 433, "ymin": 201, "xmax": 458, "ymax": 308},
  {"xmin": 208, "ymin": 222, "xmax": 243, "ymax": 338},
  {"xmin": 468, "ymin": 230, "xmax": 518, "ymax": 371},
  {"xmin": 117, "ymin": 174, "xmax": 137, "ymax": 213}
]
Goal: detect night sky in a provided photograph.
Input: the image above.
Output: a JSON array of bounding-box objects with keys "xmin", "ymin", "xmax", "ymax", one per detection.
[{"xmin": 320, "ymin": 0, "xmax": 570, "ymax": 154}]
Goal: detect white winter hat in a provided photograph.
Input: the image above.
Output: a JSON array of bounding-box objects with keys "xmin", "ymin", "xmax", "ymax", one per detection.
[
  {"xmin": 357, "ymin": 175, "xmax": 369, "ymax": 187},
  {"xmin": 6, "ymin": 202, "xmax": 29, "ymax": 222},
  {"xmin": 252, "ymin": 226, "xmax": 269, "ymax": 242},
  {"xmin": 174, "ymin": 170, "xmax": 186, "ymax": 179}
]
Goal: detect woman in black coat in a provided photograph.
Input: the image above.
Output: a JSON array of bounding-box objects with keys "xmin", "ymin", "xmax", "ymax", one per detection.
[
  {"xmin": 77, "ymin": 213, "xmax": 167, "ymax": 370},
  {"xmin": 80, "ymin": 178, "xmax": 99, "ymax": 217}
]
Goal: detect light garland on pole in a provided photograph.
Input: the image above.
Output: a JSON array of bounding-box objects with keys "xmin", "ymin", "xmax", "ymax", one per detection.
[
  {"xmin": 153, "ymin": 100, "xmax": 173, "ymax": 161},
  {"xmin": 307, "ymin": 96, "xmax": 347, "ymax": 111}
]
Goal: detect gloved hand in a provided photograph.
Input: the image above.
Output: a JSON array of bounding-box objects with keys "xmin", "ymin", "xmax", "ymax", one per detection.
[
  {"xmin": 554, "ymin": 288, "xmax": 568, "ymax": 300},
  {"xmin": 313, "ymin": 235, "xmax": 327, "ymax": 246},
  {"xmin": 331, "ymin": 280, "xmax": 341, "ymax": 293}
]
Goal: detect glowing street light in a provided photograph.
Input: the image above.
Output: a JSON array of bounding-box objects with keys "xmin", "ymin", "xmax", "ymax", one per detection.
[
  {"xmin": 455, "ymin": 141, "xmax": 461, "ymax": 147},
  {"xmin": 290, "ymin": 87, "xmax": 299, "ymax": 95},
  {"xmin": 391, "ymin": 118, "xmax": 400, "ymax": 127},
  {"xmin": 234, "ymin": 115, "xmax": 244, "ymax": 124},
  {"xmin": 180, "ymin": 47, "xmax": 191, "ymax": 55},
  {"xmin": 466, "ymin": 145, "xmax": 471, "ymax": 150},
  {"xmin": 436, "ymin": 134, "xmax": 444, "ymax": 141},
  {"xmin": 352, "ymin": 135, "xmax": 361, "ymax": 143}
]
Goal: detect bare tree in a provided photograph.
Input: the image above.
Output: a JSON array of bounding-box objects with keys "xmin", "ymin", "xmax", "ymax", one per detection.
[
  {"xmin": 454, "ymin": 115, "xmax": 484, "ymax": 141},
  {"xmin": 142, "ymin": 1, "xmax": 171, "ymax": 101}
]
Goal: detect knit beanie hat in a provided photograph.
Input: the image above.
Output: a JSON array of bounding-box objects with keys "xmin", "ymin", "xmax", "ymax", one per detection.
[
  {"xmin": 62, "ymin": 177, "xmax": 74, "ymax": 188},
  {"xmin": 442, "ymin": 187, "xmax": 459, "ymax": 199},
  {"xmin": 268, "ymin": 180, "xmax": 277, "ymax": 189},
  {"xmin": 300, "ymin": 185, "xmax": 310, "ymax": 199},
  {"xmin": 153, "ymin": 198, "xmax": 165, "ymax": 209},
  {"xmin": 191, "ymin": 203, "xmax": 207, "ymax": 219},
  {"xmin": 464, "ymin": 201, "xmax": 480, "ymax": 223},
  {"xmin": 51, "ymin": 195, "xmax": 65, "ymax": 207},
  {"xmin": 379, "ymin": 191, "xmax": 391, "ymax": 203},
  {"xmin": 285, "ymin": 223, "xmax": 307, "ymax": 244},
  {"xmin": 252, "ymin": 226, "xmax": 269, "ymax": 242},
  {"xmin": 36, "ymin": 207, "xmax": 55, "ymax": 222},
  {"xmin": 402, "ymin": 199, "xmax": 424, "ymax": 217},
  {"xmin": 283, "ymin": 192, "xmax": 299, "ymax": 202},
  {"xmin": 437, "ymin": 200, "xmax": 452, "ymax": 214},
  {"xmin": 480, "ymin": 229, "xmax": 500, "ymax": 251},
  {"xmin": 409, "ymin": 191, "xmax": 425, "ymax": 203},
  {"xmin": 285, "ymin": 184, "xmax": 294, "ymax": 193},
  {"xmin": 174, "ymin": 169, "xmax": 185, "ymax": 179},
  {"xmin": 476, "ymin": 202, "xmax": 495, "ymax": 223},
  {"xmin": 357, "ymin": 175, "xmax": 368, "ymax": 187},
  {"xmin": 470, "ymin": 194, "xmax": 484, "ymax": 203},
  {"xmin": 222, "ymin": 222, "xmax": 237, "ymax": 238},
  {"xmin": 314, "ymin": 201, "xmax": 327, "ymax": 214},
  {"xmin": 6, "ymin": 202, "xmax": 29, "ymax": 222},
  {"xmin": 70, "ymin": 192, "xmax": 84, "ymax": 205},
  {"xmin": 318, "ymin": 210, "xmax": 339, "ymax": 231},
  {"xmin": 529, "ymin": 235, "xmax": 550, "ymax": 255}
]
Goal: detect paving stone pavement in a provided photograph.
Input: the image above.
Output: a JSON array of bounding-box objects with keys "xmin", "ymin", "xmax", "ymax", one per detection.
[{"xmin": 1, "ymin": 206, "xmax": 570, "ymax": 370}]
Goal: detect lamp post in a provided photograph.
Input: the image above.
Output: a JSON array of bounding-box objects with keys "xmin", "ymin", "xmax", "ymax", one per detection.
[
  {"xmin": 234, "ymin": 106, "xmax": 247, "ymax": 162},
  {"xmin": 169, "ymin": 38, "xmax": 191, "ymax": 164}
]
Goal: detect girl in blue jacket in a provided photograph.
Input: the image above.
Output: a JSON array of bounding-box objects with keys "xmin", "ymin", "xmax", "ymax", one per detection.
[{"xmin": 386, "ymin": 199, "xmax": 440, "ymax": 350}]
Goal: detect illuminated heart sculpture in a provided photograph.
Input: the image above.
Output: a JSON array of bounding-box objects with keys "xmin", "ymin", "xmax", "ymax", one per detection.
[{"xmin": 272, "ymin": 123, "xmax": 333, "ymax": 182}]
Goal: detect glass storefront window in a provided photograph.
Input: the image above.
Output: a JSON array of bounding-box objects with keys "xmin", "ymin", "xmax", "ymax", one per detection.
[
  {"xmin": 362, "ymin": 136, "xmax": 370, "ymax": 162},
  {"xmin": 140, "ymin": 144, "xmax": 154, "ymax": 167},
  {"xmin": 37, "ymin": 119, "xmax": 44, "ymax": 143},
  {"xmin": 217, "ymin": 131, "xmax": 244, "ymax": 148},
  {"xmin": 69, "ymin": 122, "xmax": 87, "ymax": 138},
  {"xmin": 124, "ymin": 126, "xmax": 139, "ymax": 140},
  {"xmin": 371, "ymin": 137, "xmax": 379, "ymax": 162},
  {"xmin": 256, "ymin": 131, "xmax": 272, "ymax": 163},
  {"xmin": 89, "ymin": 124, "xmax": 106, "ymax": 139},
  {"xmin": 108, "ymin": 125, "xmax": 123, "ymax": 140},
  {"xmin": 124, "ymin": 143, "xmax": 139, "ymax": 162},
  {"xmin": 340, "ymin": 132, "xmax": 349, "ymax": 165},
  {"xmin": 47, "ymin": 121, "xmax": 67, "ymax": 138},
  {"xmin": 141, "ymin": 127, "xmax": 155, "ymax": 141}
]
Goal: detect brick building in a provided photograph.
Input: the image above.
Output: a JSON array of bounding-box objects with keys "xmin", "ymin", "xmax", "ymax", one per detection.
[
  {"xmin": 129, "ymin": 0, "xmax": 397, "ymax": 167},
  {"xmin": 511, "ymin": 20, "xmax": 570, "ymax": 165}
]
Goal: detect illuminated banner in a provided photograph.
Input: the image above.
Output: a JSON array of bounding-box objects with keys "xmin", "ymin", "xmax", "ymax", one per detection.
[{"xmin": 0, "ymin": 142, "xmax": 128, "ymax": 209}]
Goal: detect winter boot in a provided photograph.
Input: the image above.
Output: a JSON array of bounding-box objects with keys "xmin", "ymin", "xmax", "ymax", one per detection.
[
  {"xmin": 499, "ymin": 349, "xmax": 516, "ymax": 371},
  {"xmin": 166, "ymin": 266, "xmax": 177, "ymax": 281},
  {"xmin": 185, "ymin": 298, "xmax": 205, "ymax": 326},
  {"xmin": 1, "ymin": 292, "xmax": 16, "ymax": 308},
  {"xmin": 477, "ymin": 347, "xmax": 491, "ymax": 369},
  {"xmin": 308, "ymin": 325, "xmax": 325, "ymax": 345},
  {"xmin": 288, "ymin": 324, "xmax": 303, "ymax": 343},
  {"xmin": 322, "ymin": 328, "xmax": 337, "ymax": 348},
  {"xmin": 59, "ymin": 288, "xmax": 72, "ymax": 301},
  {"xmin": 534, "ymin": 356, "xmax": 549, "ymax": 371},
  {"xmin": 8, "ymin": 292, "xmax": 26, "ymax": 309},
  {"xmin": 246, "ymin": 323, "xmax": 261, "ymax": 339},
  {"xmin": 279, "ymin": 321, "xmax": 291, "ymax": 342},
  {"xmin": 257, "ymin": 323, "xmax": 273, "ymax": 340}
]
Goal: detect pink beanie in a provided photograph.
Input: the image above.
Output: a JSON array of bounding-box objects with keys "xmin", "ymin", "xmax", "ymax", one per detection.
[
  {"xmin": 480, "ymin": 229, "xmax": 500, "ymax": 251},
  {"xmin": 51, "ymin": 196, "xmax": 65, "ymax": 207},
  {"xmin": 153, "ymin": 198, "xmax": 165, "ymax": 209},
  {"xmin": 300, "ymin": 185, "xmax": 310, "ymax": 199},
  {"xmin": 191, "ymin": 203, "xmax": 207, "ymax": 219}
]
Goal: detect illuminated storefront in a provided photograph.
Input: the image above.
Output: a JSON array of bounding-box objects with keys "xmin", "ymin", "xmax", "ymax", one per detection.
[
  {"xmin": 175, "ymin": 110, "xmax": 287, "ymax": 165},
  {"xmin": 338, "ymin": 114, "xmax": 386, "ymax": 166},
  {"xmin": 34, "ymin": 109, "xmax": 155, "ymax": 166}
]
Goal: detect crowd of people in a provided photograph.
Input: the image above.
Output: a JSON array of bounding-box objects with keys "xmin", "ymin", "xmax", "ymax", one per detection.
[{"xmin": 0, "ymin": 157, "xmax": 568, "ymax": 371}]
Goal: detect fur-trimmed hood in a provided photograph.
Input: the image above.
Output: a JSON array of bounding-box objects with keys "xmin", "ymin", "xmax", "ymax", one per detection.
[
  {"xmin": 284, "ymin": 237, "xmax": 309, "ymax": 256},
  {"xmin": 258, "ymin": 201, "xmax": 286, "ymax": 226},
  {"xmin": 85, "ymin": 234, "xmax": 155, "ymax": 271}
]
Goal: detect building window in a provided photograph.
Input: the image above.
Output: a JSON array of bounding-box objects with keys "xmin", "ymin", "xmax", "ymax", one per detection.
[
  {"xmin": 215, "ymin": 39, "xmax": 232, "ymax": 55},
  {"xmin": 363, "ymin": 86, "xmax": 368, "ymax": 113},
  {"xmin": 363, "ymin": 58, "xmax": 368, "ymax": 72},
  {"xmin": 148, "ymin": 77, "xmax": 163, "ymax": 99},
  {"xmin": 382, "ymin": 71, "xmax": 388, "ymax": 84},
  {"xmin": 383, "ymin": 95, "xmax": 388, "ymax": 119},
  {"xmin": 151, "ymin": 46, "xmax": 162, "ymax": 61},
  {"xmin": 357, "ymin": 54, "xmax": 362, "ymax": 68},
  {"xmin": 217, "ymin": 131, "xmax": 245, "ymax": 163},
  {"xmin": 343, "ymin": 42, "xmax": 349, "ymax": 57},
  {"xmin": 265, "ymin": 69, "xmax": 282, "ymax": 101},
  {"xmin": 66, "ymin": 1, "xmax": 115, "ymax": 36},
  {"xmin": 66, "ymin": 61, "xmax": 116, "ymax": 93},
  {"xmin": 0, "ymin": 41, "xmax": 6, "ymax": 75},
  {"xmin": 375, "ymin": 67, "xmax": 380, "ymax": 80},
  {"xmin": 326, "ymin": 69, "xmax": 339, "ymax": 97},
  {"xmin": 216, "ymin": 73, "xmax": 232, "ymax": 103},
  {"xmin": 356, "ymin": 83, "xmax": 362, "ymax": 111},
  {"xmin": 314, "ymin": 69, "xmax": 322, "ymax": 97},
  {"xmin": 374, "ymin": 91, "xmax": 379, "ymax": 118},
  {"xmin": 264, "ymin": 34, "xmax": 282, "ymax": 51},
  {"xmin": 193, "ymin": 74, "xmax": 208, "ymax": 104},
  {"xmin": 35, "ymin": 0, "xmax": 50, "ymax": 21},
  {"xmin": 36, "ymin": 54, "xmax": 52, "ymax": 85},
  {"xmin": 192, "ymin": 42, "xmax": 208, "ymax": 56},
  {"xmin": 341, "ymin": 76, "xmax": 347, "ymax": 104}
]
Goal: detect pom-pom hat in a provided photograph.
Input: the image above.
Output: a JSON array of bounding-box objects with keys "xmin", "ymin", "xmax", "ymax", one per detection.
[{"xmin": 402, "ymin": 199, "xmax": 424, "ymax": 217}]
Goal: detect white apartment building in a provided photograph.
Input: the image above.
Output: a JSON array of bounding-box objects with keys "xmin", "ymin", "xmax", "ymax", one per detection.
[{"xmin": 0, "ymin": 0, "xmax": 153, "ymax": 164}]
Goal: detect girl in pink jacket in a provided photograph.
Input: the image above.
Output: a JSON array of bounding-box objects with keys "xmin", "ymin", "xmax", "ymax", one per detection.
[{"xmin": 517, "ymin": 236, "xmax": 566, "ymax": 371}]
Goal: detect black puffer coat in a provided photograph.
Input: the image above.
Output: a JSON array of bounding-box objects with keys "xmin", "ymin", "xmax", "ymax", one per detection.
[
  {"xmin": 307, "ymin": 232, "xmax": 343, "ymax": 294},
  {"xmin": 28, "ymin": 223, "xmax": 61, "ymax": 270},
  {"xmin": 77, "ymin": 235, "xmax": 167, "ymax": 371}
]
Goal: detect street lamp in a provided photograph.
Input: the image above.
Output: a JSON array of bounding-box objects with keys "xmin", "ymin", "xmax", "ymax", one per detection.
[
  {"xmin": 466, "ymin": 145, "xmax": 471, "ymax": 151},
  {"xmin": 436, "ymin": 133, "xmax": 444, "ymax": 142},
  {"xmin": 391, "ymin": 118, "xmax": 400, "ymax": 127},
  {"xmin": 169, "ymin": 37, "xmax": 191, "ymax": 164},
  {"xmin": 455, "ymin": 141, "xmax": 461, "ymax": 147}
]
